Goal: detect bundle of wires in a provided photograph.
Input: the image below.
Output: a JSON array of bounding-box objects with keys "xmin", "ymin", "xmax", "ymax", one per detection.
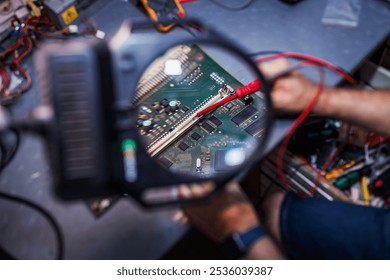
[
  {"xmin": 0, "ymin": 15, "xmax": 97, "ymax": 104},
  {"xmin": 0, "ymin": 128, "xmax": 64, "ymax": 259},
  {"xmin": 139, "ymin": 0, "xmax": 187, "ymax": 32},
  {"xmin": 254, "ymin": 52, "xmax": 357, "ymax": 196},
  {"xmin": 135, "ymin": 0, "xmax": 208, "ymax": 35}
]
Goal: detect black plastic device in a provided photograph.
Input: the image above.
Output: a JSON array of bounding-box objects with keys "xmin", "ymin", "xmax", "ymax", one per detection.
[{"xmin": 34, "ymin": 21, "xmax": 273, "ymax": 207}]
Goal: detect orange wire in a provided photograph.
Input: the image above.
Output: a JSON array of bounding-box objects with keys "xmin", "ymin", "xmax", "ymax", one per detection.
[{"xmin": 140, "ymin": 0, "xmax": 186, "ymax": 32}]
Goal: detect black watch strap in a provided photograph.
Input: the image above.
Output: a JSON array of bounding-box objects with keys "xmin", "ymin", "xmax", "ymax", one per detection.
[{"xmin": 222, "ymin": 225, "xmax": 266, "ymax": 259}]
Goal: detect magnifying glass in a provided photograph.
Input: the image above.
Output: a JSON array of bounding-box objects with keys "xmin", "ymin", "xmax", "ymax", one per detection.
[
  {"xmin": 132, "ymin": 39, "xmax": 273, "ymax": 206},
  {"xmin": 34, "ymin": 22, "xmax": 273, "ymax": 207}
]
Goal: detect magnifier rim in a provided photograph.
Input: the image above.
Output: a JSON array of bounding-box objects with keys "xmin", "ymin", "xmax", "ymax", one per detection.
[{"xmin": 131, "ymin": 37, "xmax": 273, "ymax": 184}]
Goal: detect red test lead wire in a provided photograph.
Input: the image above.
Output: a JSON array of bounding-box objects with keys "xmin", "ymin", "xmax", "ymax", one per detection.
[
  {"xmin": 195, "ymin": 79, "xmax": 261, "ymax": 117},
  {"xmin": 254, "ymin": 52, "xmax": 357, "ymax": 86},
  {"xmin": 196, "ymin": 61, "xmax": 309, "ymax": 118},
  {"xmin": 277, "ymin": 67, "xmax": 326, "ymax": 196}
]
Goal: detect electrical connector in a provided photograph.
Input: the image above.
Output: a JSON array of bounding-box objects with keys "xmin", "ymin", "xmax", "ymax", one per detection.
[
  {"xmin": 68, "ymin": 25, "xmax": 78, "ymax": 33},
  {"xmin": 95, "ymin": 30, "xmax": 105, "ymax": 39}
]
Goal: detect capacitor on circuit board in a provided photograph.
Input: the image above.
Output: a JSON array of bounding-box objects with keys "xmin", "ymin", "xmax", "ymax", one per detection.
[
  {"xmin": 196, "ymin": 158, "xmax": 202, "ymax": 172},
  {"xmin": 141, "ymin": 120, "xmax": 153, "ymax": 132}
]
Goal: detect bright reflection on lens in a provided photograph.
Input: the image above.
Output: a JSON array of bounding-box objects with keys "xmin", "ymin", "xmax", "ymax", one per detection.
[
  {"xmin": 164, "ymin": 59, "xmax": 183, "ymax": 75},
  {"xmin": 224, "ymin": 148, "xmax": 245, "ymax": 167},
  {"xmin": 135, "ymin": 43, "xmax": 268, "ymax": 178}
]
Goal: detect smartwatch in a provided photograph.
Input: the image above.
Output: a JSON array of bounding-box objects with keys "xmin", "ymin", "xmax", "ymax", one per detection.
[{"xmin": 222, "ymin": 225, "xmax": 266, "ymax": 259}]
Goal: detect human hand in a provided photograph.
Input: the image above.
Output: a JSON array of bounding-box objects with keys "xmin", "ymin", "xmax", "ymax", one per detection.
[
  {"xmin": 259, "ymin": 58, "xmax": 318, "ymax": 112},
  {"xmin": 180, "ymin": 182, "xmax": 259, "ymax": 243}
]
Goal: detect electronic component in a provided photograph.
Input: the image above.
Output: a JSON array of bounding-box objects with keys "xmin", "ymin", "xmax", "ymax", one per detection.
[
  {"xmin": 159, "ymin": 156, "xmax": 173, "ymax": 168},
  {"xmin": 178, "ymin": 141, "xmax": 189, "ymax": 151},
  {"xmin": 0, "ymin": 0, "xmax": 29, "ymax": 41},
  {"xmin": 190, "ymin": 132, "xmax": 201, "ymax": 141},
  {"xmin": 245, "ymin": 117, "xmax": 265, "ymax": 137},
  {"xmin": 153, "ymin": 103, "xmax": 162, "ymax": 111},
  {"xmin": 196, "ymin": 158, "xmax": 202, "ymax": 172},
  {"xmin": 160, "ymin": 98, "xmax": 170, "ymax": 107},
  {"xmin": 242, "ymin": 95, "xmax": 254, "ymax": 105},
  {"xmin": 214, "ymin": 150, "xmax": 233, "ymax": 172},
  {"xmin": 209, "ymin": 115, "xmax": 222, "ymax": 127},
  {"xmin": 164, "ymin": 100, "xmax": 178, "ymax": 113},
  {"xmin": 210, "ymin": 72, "xmax": 225, "ymax": 85},
  {"xmin": 201, "ymin": 122, "xmax": 215, "ymax": 133},
  {"xmin": 231, "ymin": 105, "xmax": 257, "ymax": 126},
  {"xmin": 181, "ymin": 105, "xmax": 189, "ymax": 112},
  {"xmin": 169, "ymin": 100, "xmax": 178, "ymax": 111},
  {"xmin": 140, "ymin": 120, "xmax": 153, "ymax": 132},
  {"xmin": 225, "ymin": 102, "xmax": 234, "ymax": 111},
  {"xmin": 43, "ymin": 0, "xmax": 79, "ymax": 28}
]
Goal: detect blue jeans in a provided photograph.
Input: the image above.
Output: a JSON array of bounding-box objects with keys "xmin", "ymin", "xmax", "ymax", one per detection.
[{"xmin": 280, "ymin": 192, "xmax": 390, "ymax": 259}]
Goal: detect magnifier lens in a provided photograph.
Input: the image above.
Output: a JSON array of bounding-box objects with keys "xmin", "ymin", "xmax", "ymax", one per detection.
[{"xmin": 136, "ymin": 43, "xmax": 268, "ymax": 178}]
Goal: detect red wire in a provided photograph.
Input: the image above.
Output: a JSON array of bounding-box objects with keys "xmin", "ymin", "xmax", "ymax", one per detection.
[
  {"xmin": 276, "ymin": 66, "xmax": 326, "ymax": 197},
  {"xmin": 0, "ymin": 67, "xmax": 8, "ymax": 93},
  {"xmin": 253, "ymin": 52, "xmax": 356, "ymax": 197},
  {"xmin": 255, "ymin": 52, "xmax": 357, "ymax": 86}
]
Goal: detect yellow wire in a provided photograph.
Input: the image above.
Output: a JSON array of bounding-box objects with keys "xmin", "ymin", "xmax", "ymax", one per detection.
[
  {"xmin": 361, "ymin": 176, "xmax": 370, "ymax": 206},
  {"xmin": 139, "ymin": 0, "xmax": 185, "ymax": 32}
]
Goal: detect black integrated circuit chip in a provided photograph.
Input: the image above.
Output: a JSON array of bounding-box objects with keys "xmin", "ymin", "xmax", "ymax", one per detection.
[
  {"xmin": 201, "ymin": 122, "xmax": 215, "ymax": 133},
  {"xmin": 160, "ymin": 98, "xmax": 169, "ymax": 107},
  {"xmin": 159, "ymin": 156, "xmax": 173, "ymax": 168},
  {"xmin": 191, "ymin": 132, "xmax": 201, "ymax": 141},
  {"xmin": 181, "ymin": 105, "xmax": 190, "ymax": 112},
  {"xmin": 225, "ymin": 102, "xmax": 234, "ymax": 111},
  {"xmin": 231, "ymin": 105, "xmax": 257, "ymax": 126},
  {"xmin": 214, "ymin": 150, "xmax": 234, "ymax": 172},
  {"xmin": 209, "ymin": 115, "xmax": 222, "ymax": 127},
  {"xmin": 178, "ymin": 141, "xmax": 190, "ymax": 151},
  {"xmin": 245, "ymin": 117, "xmax": 265, "ymax": 137}
]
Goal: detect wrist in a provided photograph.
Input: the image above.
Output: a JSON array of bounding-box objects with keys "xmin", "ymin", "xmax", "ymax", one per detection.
[
  {"xmin": 243, "ymin": 236, "xmax": 286, "ymax": 260},
  {"xmin": 219, "ymin": 203, "xmax": 259, "ymax": 240},
  {"xmin": 312, "ymin": 86, "xmax": 333, "ymax": 115},
  {"xmin": 222, "ymin": 224, "xmax": 266, "ymax": 259}
]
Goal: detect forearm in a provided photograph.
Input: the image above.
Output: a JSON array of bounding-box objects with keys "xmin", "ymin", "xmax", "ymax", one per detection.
[{"xmin": 315, "ymin": 88, "xmax": 390, "ymax": 137}]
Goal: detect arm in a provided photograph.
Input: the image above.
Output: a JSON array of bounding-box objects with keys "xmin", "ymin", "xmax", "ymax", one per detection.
[
  {"xmin": 261, "ymin": 59, "xmax": 390, "ymax": 137},
  {"xmin": 315, "ymin": 87, "xmax": 390, "ymax": 137}
]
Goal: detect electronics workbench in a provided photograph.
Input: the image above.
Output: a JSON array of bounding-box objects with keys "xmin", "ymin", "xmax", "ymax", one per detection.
[{"xmin": 1, "ymin": 0, "xmax": 390, "ymax": 259}]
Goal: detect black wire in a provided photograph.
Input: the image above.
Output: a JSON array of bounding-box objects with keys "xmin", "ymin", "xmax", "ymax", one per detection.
[
  {"xmin": 0, "ymin": 128, "xmax": 20, "ymax": 172},
  {"xmin": 209, "ymin": 0, "xmax": 255, "ymax": 11},
  {"xmin": 0, "ymin": 140, "xmax": 6, "ymax": 166},
  {"xmin": 0, "ymin": 191, "xmax": 64, "ymax": 260},
  {"xmin": 180, "ymin": 23, "xmax": 199, "ymax": 38},
  {"xmin": 248, "ymin": 50, "xmax": 283, "ymax": 57}
]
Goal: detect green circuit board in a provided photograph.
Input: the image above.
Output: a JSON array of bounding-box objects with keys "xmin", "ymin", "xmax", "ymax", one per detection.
[{"xmin": 136, "ymin": 45, "xmax": 267, "ymax": 176}]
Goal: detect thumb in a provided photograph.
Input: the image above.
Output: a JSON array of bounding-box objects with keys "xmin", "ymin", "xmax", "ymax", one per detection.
[{"xmin": 258, "ymin": 58, "xmax": 289, "ymax": 77}]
